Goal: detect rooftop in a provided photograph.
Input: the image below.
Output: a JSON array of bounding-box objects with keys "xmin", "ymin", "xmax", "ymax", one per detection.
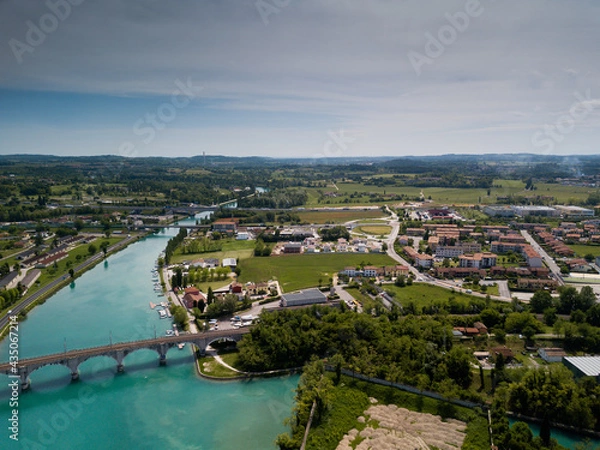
[{"xmin": 564, "ymin": 356, "xmax": 600, "ymax": 377}]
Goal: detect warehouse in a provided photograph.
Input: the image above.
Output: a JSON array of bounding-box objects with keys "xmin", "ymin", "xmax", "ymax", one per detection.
[{"xmin": 280, "ymin": 289, "xmax": 327, "ymax": 307}]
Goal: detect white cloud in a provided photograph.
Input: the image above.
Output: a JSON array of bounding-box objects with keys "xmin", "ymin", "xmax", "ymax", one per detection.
[{"xmin": 1, "ymin": 0, "xmax": 599, "ymax": 156}]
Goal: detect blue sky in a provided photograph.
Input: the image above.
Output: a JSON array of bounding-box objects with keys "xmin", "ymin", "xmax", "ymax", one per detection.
[{"xmin": 1, "ymin": 0, "xmax": 599, "ymax": 158}]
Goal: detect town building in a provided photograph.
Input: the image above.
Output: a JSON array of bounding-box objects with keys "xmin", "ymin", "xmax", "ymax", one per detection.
[
  {"xmin": 283, "ymin": 242, "xmax": 302, "ymax": 254},
  {"xmin": 563, "ymin": 356, "xmax": 600, "ymax": 381},
  {"xmin": 458, "ymin": 252, "xmax": 497, "ymax": 269},
  {"xmin": 538, "ymin": 348, "xmax": 566, "ymax": 363},
  {"xmin": 554, "ymin": 205, "xmax": 595, "ymax": 218},
  {"xmin": 280, "ymin": 289, "xmax": 328, "ymax": 307},
  {"xmin": 182, "ymin": 287, "xmax": 206, "ymax": 309}
]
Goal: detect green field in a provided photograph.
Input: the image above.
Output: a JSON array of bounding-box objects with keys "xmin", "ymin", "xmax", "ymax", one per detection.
[
  {"xmin": 354, "ymin": 225, "xmax": 391, "ymax": 236},
  {"xmin": 384, "ymin": 283, "xmax": 483, "ymax": 310},
  {"xmin": 295, "ymin": 209, "xmax": 385, "ymax": 224},
  {"xmin": 300, "ymin": 178, "xmax": 599, "ymax": 207},
  {"xmin": 567, "ymin": 244, "xmax": 600, "ymax": 258},
  {"xmin": 171, "ymin": 238, "xmax": 255, "ymax": 264},
  {"xmin": 238, "ymin": 253, "xmax": 396, "ymax": 292}
]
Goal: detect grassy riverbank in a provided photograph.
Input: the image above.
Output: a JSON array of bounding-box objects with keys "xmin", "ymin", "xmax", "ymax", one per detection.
[{"xmin": 0, "ymin": 233, "xmax": 145, "ymax": 337}]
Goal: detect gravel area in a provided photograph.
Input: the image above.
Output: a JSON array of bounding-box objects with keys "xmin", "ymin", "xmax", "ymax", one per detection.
[{"xmin": 336, "ymin": 401, "xmax": 466, "ymax": 450}]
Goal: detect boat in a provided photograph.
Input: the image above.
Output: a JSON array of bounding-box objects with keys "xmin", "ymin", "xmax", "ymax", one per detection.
[
  {"xmin": 160, "ymin": 302, "xmax": 167, "ymax": 308},
  {"xmin": 149, "ymin": 302, "xmax": 156, "ymax": 309},
  {"xmin": 158, "ymin": 310, "xmax": 167, "ymax": 319},
  {"xmin": 177, "ymin": 343, "xmax": 185, "ymax": 349},
  {"xmin": 166, "ymin": 309, "xmax": 172, "ymax": 318},
  {"xmin": 165, "ymin": 330, "xmax": 174, "ymax": 336}
]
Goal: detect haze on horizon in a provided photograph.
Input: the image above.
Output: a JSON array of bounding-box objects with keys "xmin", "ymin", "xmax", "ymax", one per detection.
[{"xmin": 1, "ymin": 0, "xmax": 599, "ymax": 160}]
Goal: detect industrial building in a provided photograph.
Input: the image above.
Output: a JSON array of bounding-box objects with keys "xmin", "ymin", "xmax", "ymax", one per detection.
[{"xmin": 280, "ymin": 289, "xmax": 328, "ymax": 307}]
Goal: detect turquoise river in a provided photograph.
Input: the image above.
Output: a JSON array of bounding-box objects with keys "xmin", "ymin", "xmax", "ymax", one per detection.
[{"xmin": 0, "ymin": 216, "xmax": 298, "ymax": 450}]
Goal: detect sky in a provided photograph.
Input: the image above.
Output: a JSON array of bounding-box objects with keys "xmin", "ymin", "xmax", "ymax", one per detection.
[{"xmin": 0, "ymin": 0, "xmax": 599, "ymax": 159}]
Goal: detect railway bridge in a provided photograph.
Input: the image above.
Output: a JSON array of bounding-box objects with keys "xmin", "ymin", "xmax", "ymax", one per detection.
[{"xmin": 0, "ymin": 329, "xmax": 249, "ymax": 390}]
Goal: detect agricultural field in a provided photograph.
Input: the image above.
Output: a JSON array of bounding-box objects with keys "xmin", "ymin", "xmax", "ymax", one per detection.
[
  {"xmin": 354, "ymin": 225, "xmax": 392, "ymax": 236},
  {"xmin": 295, "ymin": 209, "xmax": 386, "ymax": 224},
  {"xmin": 300, "ymin": 179, "xmax": 599, "ymax": 207},
  {"xmin": 238, "ymin": 253, "xmax": 396, "ymax": 293}
]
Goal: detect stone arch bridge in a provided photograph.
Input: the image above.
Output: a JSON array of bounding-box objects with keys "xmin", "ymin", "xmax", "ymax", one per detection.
[{"xmin": 0, "ymin": 329, "xmax": 249, "ymax": 391}]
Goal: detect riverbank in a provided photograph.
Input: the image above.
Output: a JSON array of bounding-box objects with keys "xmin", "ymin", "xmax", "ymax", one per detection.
[
  {"xmin": 194, "ymin": 346, "xmax": 301, "ymax": 381},
  {"xmin": 0, "ymin": 232, "xmax": 147, "ymax": 338}
]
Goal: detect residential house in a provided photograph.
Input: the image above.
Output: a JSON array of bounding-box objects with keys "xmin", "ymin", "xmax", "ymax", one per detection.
[{"xmin": 182, "ymin": 287, "xmax": 206, "ymax": 309}]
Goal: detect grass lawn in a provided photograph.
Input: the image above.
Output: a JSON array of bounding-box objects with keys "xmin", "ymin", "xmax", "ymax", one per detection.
[
  {"xmin": 171, "ymin": 238, "xmax": 255, "ymax": 264},
  {"xmin": 567, "ymin": 244, "xmax": 600, "ymax": 258},
  {"xmin": 218, "ymin": 350, "xmax": 242, "ymax": 370},
  {"xmin": 197, "ymin": 356, "xmax": 240, "ymax": 378},
  {"xmin": 238, "ymin": 253, "xmax": 396, "ymax": 292},
  {"xmin": 295, "ymin": 209, "xmax": 385, "ymax": 224},
  {"xmin": 354, "ymin": 225, "xmax": 391, "ymax": 236},
  {"xmin": 194, "ymin": 280, "xmax": 232, "ymax": 293},
  {"xmin": 384, "ymin": 283, "xmax": 485, "ymax": 310}
]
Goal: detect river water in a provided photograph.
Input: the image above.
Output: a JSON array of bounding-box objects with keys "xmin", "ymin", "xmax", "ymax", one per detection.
[{"xmin": 0, "ymin": 216, "xmax": 298, "ymax": 450}]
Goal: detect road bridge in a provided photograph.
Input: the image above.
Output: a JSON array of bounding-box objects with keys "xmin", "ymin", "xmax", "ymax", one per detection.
[{"xmin": 0, "ymin": 329, "xmax": 249, "ymax": 391}]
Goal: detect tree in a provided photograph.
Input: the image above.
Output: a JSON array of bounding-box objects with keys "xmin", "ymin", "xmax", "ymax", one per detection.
[
  {"xmin": 584, "ymin": 253, "xmax": 594, "ymax": 262},
  {"xmin": 88, "ymin": 243, "xmax": 97, "ymax": 255},
  {"xmin": 576, "ymin": 286, "xmax": 596, "ymax": 312},
  {"xmin": 445, "ymin": 346, "xmax": 472, "ymax": 389},
  {"xmin": 530, "ymin": 290, "xmax": 553, "ymax": 314},
  {"xmin": 100, "ymin": 241, "xmax": 109, "ymax": 257},
  {"xmin": 69, "ymin": 268, "xmax": 75, "ymax": 278},
  {"xmin": 74, "ymin": 219, "xmax": 84, "ymax": 231},
  {"xmin": 543, "ymin": 307, "xmax": 557, "ymax": 326}
]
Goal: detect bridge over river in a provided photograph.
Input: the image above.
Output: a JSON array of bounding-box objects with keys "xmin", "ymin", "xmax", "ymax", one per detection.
[{"xmin": 0, "ymin": 328, "xmax": 249, "ymax": 390}]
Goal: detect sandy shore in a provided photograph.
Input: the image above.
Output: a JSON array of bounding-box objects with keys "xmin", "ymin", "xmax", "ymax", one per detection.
[{"xmin": 336, "ymin": 399, "xmax": 466, "ymax": 450}]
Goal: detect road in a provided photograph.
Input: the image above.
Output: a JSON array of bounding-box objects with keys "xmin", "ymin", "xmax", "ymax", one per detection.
[
  {"xmin": 0, "ymin": 234, "xmax": 139, "ymax": 334},
  {"xmin": 520, "ymin": 230, "xmax": 565, "ymax": 286},
  {"xmin": 384, "ymin": 207, "xmax": 421, "ymax": 279},
  {"xmin": 378, "ymin": 205, "xmax": 514, "ymax": 302}
]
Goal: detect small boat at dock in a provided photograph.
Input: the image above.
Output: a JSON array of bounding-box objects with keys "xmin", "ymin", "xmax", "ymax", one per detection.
[{"xmin": 177, "ymin": 343, "xmax": 185, "ymax": 350}]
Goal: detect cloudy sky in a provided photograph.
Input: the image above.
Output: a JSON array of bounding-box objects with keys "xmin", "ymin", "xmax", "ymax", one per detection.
[{"xmin": 1, "ymin": 0, "xmax": 599, "ymax": 159}]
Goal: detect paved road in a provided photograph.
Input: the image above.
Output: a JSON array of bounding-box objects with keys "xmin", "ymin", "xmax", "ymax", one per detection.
[
  {"xmin": 520, "ymin": 230, "xmax": 564, "ymax": 286},
  {"xmin": 0, "ymin": 235, "xmax": 139, "ymax": 334}
]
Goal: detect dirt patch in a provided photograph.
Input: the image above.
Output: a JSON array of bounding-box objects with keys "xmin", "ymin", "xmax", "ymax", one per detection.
[{"xmin": 336, "ymin": 403, "xmax": 466, "ymax": 450}]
